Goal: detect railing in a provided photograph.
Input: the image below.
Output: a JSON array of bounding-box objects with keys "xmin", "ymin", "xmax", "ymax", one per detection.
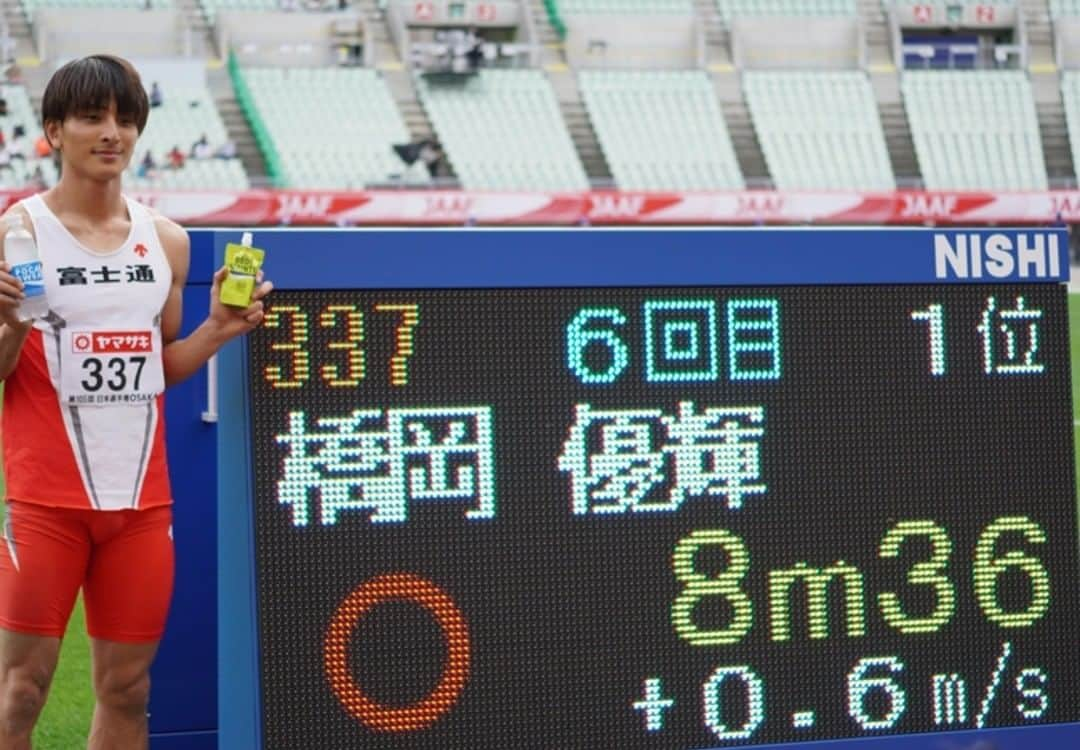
[{"xmin": 227, "ymin": 51, "xmax": 284, "ymax": 186}]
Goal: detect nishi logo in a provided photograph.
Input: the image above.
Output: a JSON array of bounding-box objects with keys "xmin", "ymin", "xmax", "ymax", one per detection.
[{"xmin": 933, "ymin": 233, "xmax": 1061, "ymax": 279}]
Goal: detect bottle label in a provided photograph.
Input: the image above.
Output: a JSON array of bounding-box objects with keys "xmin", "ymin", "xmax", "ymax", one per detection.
[{"xmin": 11, "ymin": 260, "xmax": 44, "ymax": 298}]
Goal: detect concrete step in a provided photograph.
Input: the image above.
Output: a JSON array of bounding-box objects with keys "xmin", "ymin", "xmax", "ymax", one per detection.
[
  {"xmin": 560, "ymin": 98, "xmax": 610, "ymax": 180},
  {"xmin": 397, "ymin": 98, "xmax": 435, "ymax": 141},
  {"xmin": 2, "ymin": 0, "xmax": 30, "ymax": 42},
  {"xmin": 1038, "ymin": 99, "xmax": 1074, "ymax": 181},
  {"xmin": 214, "ymin": 95, "xmax": 268, "ymax": 180},
  {"xmin": 1021, "ymin": 0, "xmax": 1053, "ymax": 47},
  {"xmin": 858, "ymin": 0, "xmax": 890, "ymax": 45},
  {"xmin": 527, "ymin": 0, "xmax": 561, "ymax": 46},
  {"xmin": 878, "ymin": 100, "xmax": 920, "ymax": 183},
  {"xmin": 175, "ymin": 0, "xmax": 217, "ymax": 59},
  {"xmin": 692, "ymin": 0, "xmax": 727, "ymax": 49},
  {"xmin": 720, "ymin": 98, "xmax": 770, "ymax": 184}
]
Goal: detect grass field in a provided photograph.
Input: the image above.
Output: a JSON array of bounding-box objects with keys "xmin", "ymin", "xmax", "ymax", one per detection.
[{"xmin": 2, "ymin": 297, "xmax": 1080, "ymax": 749}]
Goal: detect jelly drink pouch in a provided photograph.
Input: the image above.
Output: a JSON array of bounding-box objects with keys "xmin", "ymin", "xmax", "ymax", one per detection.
[{"xmin": 220, "ymin": 232, "xmax": 265, "ymax": 307}]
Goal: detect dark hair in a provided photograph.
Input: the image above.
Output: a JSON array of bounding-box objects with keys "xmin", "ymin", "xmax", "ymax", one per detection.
[{"xmin": 41, "ymin": 55, "xmax": 149, "ymax": 135}]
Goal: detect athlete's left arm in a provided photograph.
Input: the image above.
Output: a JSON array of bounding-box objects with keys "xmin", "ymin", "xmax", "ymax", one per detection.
[{"xmin": 155, "ymin": 216, "xmax": 272, "ymax": 387}]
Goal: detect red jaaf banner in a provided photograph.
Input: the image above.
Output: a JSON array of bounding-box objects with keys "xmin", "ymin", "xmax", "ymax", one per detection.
[{"xmin": 2, "ymin": 190, "xmax": 1077, "ymax": 226}]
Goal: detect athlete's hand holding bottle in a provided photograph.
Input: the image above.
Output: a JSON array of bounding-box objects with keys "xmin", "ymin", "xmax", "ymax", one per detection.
[{"xmin": 0, "ymin": 214, "xmax": 42, "ymax": 330}]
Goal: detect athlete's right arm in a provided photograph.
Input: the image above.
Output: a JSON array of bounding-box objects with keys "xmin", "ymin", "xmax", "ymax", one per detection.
[{"xmin": 0, "ymin": 205, "xmax": 35, "ymax": 381}]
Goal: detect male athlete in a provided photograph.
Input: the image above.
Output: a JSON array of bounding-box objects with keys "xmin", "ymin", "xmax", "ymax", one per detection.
[{"xmin": 0, "ymin": 55, "xmax": 271, "ymax": 748}]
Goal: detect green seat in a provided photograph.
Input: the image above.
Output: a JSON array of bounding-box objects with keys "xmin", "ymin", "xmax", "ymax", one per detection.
[
  {"xmin": 124, "ymin": 84, "xmax": 249, "ymax": 190},
  {"xmin": 1063, "ymin": 71, "xmax": 1080, "ymax": 182},
  {"xmin": 1050, "ymin": 0, "xmax": 1080, "ymax": 17},
  {"xmin": 743, "ymin": 71, "xmax": 893, "ymax": 190},
  {"xmin": 716, "ymin": 0, "xmax": 856, "ymax": 25},
  {"xmin": 558, "ymin": 0, "xmax": 693, "ymax": 14},
  {"xmin": 240, "ymin": 66, "xmax": 422, "ymax": 189},
  {"xmin": 902, "ymin": 70, "xmax": 1047, "ymax": 190},
  {"xmin": 579, "ymin": 70, "xmax": 743, "ymax": 190},
  {"xmin": 417, "ymin": 70, "xmax": 587, "ymax": 191}
]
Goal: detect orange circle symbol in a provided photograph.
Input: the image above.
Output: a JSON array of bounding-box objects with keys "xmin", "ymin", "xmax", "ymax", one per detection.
[{"xmin": 323, "ymin": 572, "xmax": 470, "ymax": 732}]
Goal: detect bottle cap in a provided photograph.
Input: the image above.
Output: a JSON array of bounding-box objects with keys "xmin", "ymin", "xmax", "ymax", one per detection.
[{"xmin": 241, "ymin": 231, "xmax": 253, "ymax": 247}]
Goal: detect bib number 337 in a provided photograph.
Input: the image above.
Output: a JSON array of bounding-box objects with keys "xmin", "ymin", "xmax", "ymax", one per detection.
[{"xmin": 61, "ymin": 329, "xmax": 164, "ymax": 405}]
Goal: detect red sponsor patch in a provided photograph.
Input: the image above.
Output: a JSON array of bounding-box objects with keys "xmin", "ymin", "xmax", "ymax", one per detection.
[
  {"xmin": 71, "ymin": 331, "xmax": 153, "ymax": 354},
  {"xmin": 134, "ymin": 243, "xmax": 149, "ymax": 257}
]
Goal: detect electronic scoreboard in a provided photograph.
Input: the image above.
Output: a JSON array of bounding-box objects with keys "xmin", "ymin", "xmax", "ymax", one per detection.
[{"xmin": 218, "ymin": 228, "xmax": 1080, "ymax": 749}]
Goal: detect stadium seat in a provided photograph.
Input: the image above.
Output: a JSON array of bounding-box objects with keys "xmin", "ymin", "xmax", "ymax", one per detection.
[
  {"xmin": 579, "ymin": 70, "xmax": 743, "ymax": 190},
  {"xmin": 126, "ymin": 85, "xmax": 249, "ymax": 190},
  {"xmin": 902, "ymin": 70, "xmax": 1047, "ymax": 190},
  {"xmin": 200, "ymin": 0, "xmax": 277, "ymax": 24},
  {"xmin": 1064, "ymin": 71, "xmax": 1080, "ymax": 181},
  {"xmin": 0, "ymin": 85, "xmax": 57, "ymax": 189},
  {"xmin": 556, "ymin": 0, "xmax": 693, "ymax": 15},
  {"xmin": 1050, "ymin": 0, "xmax": 1080, "ymax": 17},
  {"xmin": 238, "ymin": 66, "xmax": 424, "ymax": 189},
  {"xmin": 743, "ymin": 71, "xmax": 894, "ymax": 190},
  {"xmin": 417, "ymin": 70, "xmax": 588, "ymax": 190},
  {"xmin": 716, "ymin": 0, "xmax": 856, "ymax": 25},
  {"xmin": 22, "ymin": 0, "xmax": 171, "ymax": 14}
]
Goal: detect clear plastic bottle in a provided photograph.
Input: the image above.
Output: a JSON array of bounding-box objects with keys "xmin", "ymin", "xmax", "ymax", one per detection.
[{"xmin": 5, "ymin": 213, "xmax": 47, "ymax": 322}]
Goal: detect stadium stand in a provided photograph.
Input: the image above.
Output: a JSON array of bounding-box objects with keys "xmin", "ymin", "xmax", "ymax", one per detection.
[
  {"xmin": 237, "ymin": 66, "xmax": 423, "ymax": 189},
  {"xmin": 743, "ymin": 71, "xmax": 894, "ymax": 190},
  {"xmin": 1049, "ymin": 0, "xmax": 1080, "ymax": 17},
  {"xmin": 579, "ymin": 70, "xmax": 743, "ymax": 190},
  {"xmin": 200, "ymin": 0, "xmax": 342, "ymax": 24},
  {"xmin": 901, "ymin": 70, "xmax": 1048, "ymax": 190},
  {"xmin": 0, "ymin": 0, "xmax": 1072, "ymax": 196},
  {"xmin": 21, "ymin": 0, "xmax": 171, "ymax": 11},
  {"xmin": 715, "ymin": 0, "xmax": 856, "ymax": 25},
  {"xmin": 125, "ymin": 83, "xmax": 249, "ymax": 190},
  {"xmin": 417, "ymin": 69, "xmax": 589, "ymax": 190},
  {"xmin": 554, "ymin": 0, "xmax": 692, "ymax": 14},
  {"xmin": 0, "ymin": 85, "xmax": 56, "ymax": 189},
  {"xmin": 200, "ymin": 0, "xmax": 271, "ymax": 24},
  {"xmin": 1065, "ymin": 71, "xmax": 1080, "ymax": 180}
]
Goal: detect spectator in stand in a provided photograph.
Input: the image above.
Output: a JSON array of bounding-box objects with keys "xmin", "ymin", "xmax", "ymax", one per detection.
[
  {"xmin": 8, "ymin": 125, "xmax": 26, "ymax": 160},
  {"xmin": 0, "ymin": 98, "xmax": 7, "ymax": 117},
  {"xmin": 465, "ymin": 28, "xmax": 484, "ymax": 72},
  {"xmin": 33, "ymin": 133, "xmax": 51, "ymax": 159},
  {"xmin": 167, "ymin": 145, "xmax": 185, "ymax": 169},
  {"xmin": 214, "ymin": 139, "xmax": 236, "ymax": 159},
  {"xmin": 190, "ymin": 133, "xmax": 211, "ymax": 160},
  {"xmin": 419, "ymin": 138, "xmax": 444, "ymax": 178},
  {"xmin": 150, "ymin": 81, "xmax": 163, "ymax": 108},
  {"xmin": 27, "ymin": 163, "xmax": 45, "ymax": 190},
  {"xmin": 136, "ymin": 150, "xmax": 157, "ymax": 179}
]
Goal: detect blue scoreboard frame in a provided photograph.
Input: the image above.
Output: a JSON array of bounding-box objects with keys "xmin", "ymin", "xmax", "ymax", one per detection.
[{"xmin": 213, "ymin": 227, "xmax": 1080, "ymax": 750}]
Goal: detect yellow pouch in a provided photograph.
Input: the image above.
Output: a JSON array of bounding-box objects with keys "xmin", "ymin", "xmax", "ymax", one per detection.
[{"xmin": 220, "ymin": 241, "xmax": 265, "ymax": 307}]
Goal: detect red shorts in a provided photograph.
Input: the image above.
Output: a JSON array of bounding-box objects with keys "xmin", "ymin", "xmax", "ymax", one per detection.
[{"xmin": 0, "ymin": 500, "xmax": 174, "ymax": 642}]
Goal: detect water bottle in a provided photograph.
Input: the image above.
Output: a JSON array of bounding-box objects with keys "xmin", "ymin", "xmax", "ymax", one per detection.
[{"xmin": 5, "ymin": 213, "xmax": 47, "ymax": 322}]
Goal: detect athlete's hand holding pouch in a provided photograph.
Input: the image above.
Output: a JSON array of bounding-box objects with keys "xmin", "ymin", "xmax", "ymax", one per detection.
[{"xmin": 209, "ymin": 231, "xmax": 273, "ymax": 339}]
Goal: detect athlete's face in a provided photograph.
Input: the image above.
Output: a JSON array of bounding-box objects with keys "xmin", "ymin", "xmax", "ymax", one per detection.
[{"xmin": 46, "ymin": 99, "xmax": 139, "ymax": 181}]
